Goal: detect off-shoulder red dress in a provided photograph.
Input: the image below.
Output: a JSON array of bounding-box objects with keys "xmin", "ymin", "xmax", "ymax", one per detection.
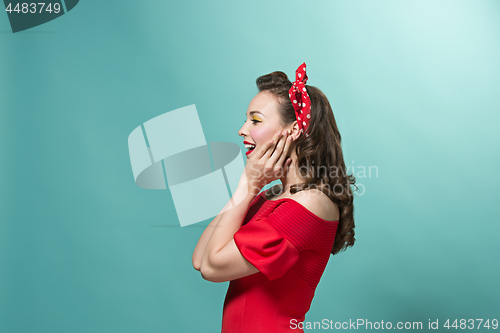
[{"xmin": 221, "ymin": 189, "xmax": 339, "ymax": 333}]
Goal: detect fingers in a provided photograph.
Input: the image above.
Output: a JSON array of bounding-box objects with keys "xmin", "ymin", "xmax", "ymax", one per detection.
[
  {"xmin": 263, "ymin": 130, "xmax": 286, "ymax": 160},
  {"xmin": 274, "ymin": 130, "xmax": 292, "ymax": 167},
  {"xmin": 256, "ymin": 130, "xmax": 283, "ymax": 159},
  {"xmin": 285, "ymin": 156, "xmax": 292, "ymax": 173}
]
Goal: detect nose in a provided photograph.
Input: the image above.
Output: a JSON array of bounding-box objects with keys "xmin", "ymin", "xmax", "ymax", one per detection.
[{"xmin": 238, "ymin": 122, "xmax": 248, "ymax": 138}]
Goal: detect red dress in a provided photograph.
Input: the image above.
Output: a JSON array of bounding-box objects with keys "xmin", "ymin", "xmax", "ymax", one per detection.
[{"xmin": 221, "ymin": 190, "xmax": 339, "ymax": 333}]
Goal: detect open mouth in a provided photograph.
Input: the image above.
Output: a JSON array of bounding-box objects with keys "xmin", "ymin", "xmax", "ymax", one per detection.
[{"xmin": 245, "ymin": 143, "xmax": 256, "ymax": 155}]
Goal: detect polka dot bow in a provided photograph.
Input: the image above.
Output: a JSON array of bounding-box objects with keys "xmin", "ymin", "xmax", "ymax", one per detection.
[{"xmin": 288, "ymin": 62, "xmax": 311, "ymax": 138}]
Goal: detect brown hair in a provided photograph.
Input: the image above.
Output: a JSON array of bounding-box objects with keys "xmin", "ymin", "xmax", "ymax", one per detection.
[{"xmin": 256, "ymin": 70, "xmax": 356, "ymax": 255}]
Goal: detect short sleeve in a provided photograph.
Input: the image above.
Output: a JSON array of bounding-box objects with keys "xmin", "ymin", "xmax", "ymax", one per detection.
[{"xmin": 234, "ymin": 218, "xmax": 300, "ymax": 281}]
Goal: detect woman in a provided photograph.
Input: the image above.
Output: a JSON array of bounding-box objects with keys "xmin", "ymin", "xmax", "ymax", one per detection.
[{"xmin": 192, "ymin": 62, "xmax": 356, "ymax": 333}]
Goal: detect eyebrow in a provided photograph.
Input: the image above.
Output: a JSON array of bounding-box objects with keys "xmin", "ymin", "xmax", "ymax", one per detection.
[{"xmin": 246, "ymin": 110, "xmax": 264, "ymax": 116}]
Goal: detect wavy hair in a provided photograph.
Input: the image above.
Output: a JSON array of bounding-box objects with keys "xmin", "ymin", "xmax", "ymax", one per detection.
[{"xmin": 256, "ymin": 70, "xmax": 356, "ymax": 255}]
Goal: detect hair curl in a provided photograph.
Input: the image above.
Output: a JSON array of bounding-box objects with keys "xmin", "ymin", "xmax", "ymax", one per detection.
[{"xmin": 255, "ymin": 70, "xmax": 356, "ymax": 255}]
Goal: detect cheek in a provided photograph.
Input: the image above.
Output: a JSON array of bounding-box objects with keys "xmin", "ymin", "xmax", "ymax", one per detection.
[{"xmin": 250, "ymin": 127, "xmax": 274, "ymax": 144}]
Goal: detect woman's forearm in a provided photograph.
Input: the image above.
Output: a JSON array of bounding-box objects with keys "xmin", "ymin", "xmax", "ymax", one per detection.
[
  {"xmin": 201, "ymin": 181, "xmax": 258, "ymax": 266},
  {"xmin": 192, "ymin": 215, "xmax": 220, "ymax": 270},
  {"xmin": 192, "ymin": 193, "xmax": 239, "ymax": 270},
  {"xmin": 192, "ymin": 173, "xmax": 255, "ymax": 269}
]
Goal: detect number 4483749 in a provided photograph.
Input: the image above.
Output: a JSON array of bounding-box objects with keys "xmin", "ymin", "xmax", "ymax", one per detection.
[
  {"xmin": 5, "ymin": 3, "xmax": 62, "ymax": 14},
  {"xmin": 444, "ymin": 319, "xmax": 498, "ymax": 330}
]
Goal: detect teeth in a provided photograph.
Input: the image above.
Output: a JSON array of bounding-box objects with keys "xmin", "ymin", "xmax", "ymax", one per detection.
[{"xmin": 245, "ymin": 144, "xmax": 256, "ymax": 150}]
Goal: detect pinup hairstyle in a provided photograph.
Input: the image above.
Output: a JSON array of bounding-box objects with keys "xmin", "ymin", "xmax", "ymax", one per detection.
[{"xmin": 256, "ymin": 71, "xmax": 356, "ymax": 255}]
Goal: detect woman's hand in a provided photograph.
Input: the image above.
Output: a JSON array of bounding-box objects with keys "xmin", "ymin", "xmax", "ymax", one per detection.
[{"xmin": 242, "ymin": 129, "xmax": 293, "ymax": 194}]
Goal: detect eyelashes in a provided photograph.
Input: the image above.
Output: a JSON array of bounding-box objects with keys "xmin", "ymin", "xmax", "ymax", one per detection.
[{"xmin": 244, "ymin": 119, "xmax": 262, "ymax": 124}]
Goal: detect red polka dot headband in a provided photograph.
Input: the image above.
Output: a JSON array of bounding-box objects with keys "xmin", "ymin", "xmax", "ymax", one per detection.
[{"xmin": 288, "ymin": 62, "xmax": 311, "ymax": 138}]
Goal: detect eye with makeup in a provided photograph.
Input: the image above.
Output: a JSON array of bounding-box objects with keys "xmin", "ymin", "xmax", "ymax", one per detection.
[{"xmin": 251, "ymin": 117, "xmax": 261, "ymax": 124}]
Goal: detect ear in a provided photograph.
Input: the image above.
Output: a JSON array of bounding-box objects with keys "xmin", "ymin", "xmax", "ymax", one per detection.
[{"xmin": 288, "ymin": 121, "xmax": 301, "ymax": 141}]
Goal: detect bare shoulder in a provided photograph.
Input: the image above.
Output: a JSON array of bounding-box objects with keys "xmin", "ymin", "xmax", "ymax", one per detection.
[{"xmin": 291, "ymin": 189, "xmax": 340, "ymax": 221}]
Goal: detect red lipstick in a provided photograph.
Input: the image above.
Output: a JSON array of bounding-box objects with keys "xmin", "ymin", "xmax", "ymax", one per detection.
[{"xmin": 244, "ymin": 141, "xmax": 256, "ymax": 156}]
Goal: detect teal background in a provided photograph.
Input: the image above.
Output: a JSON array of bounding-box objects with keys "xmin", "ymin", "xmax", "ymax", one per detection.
[{"xmin": 1, "ymin": 1, "xmax": 499, "ymax": 332}]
